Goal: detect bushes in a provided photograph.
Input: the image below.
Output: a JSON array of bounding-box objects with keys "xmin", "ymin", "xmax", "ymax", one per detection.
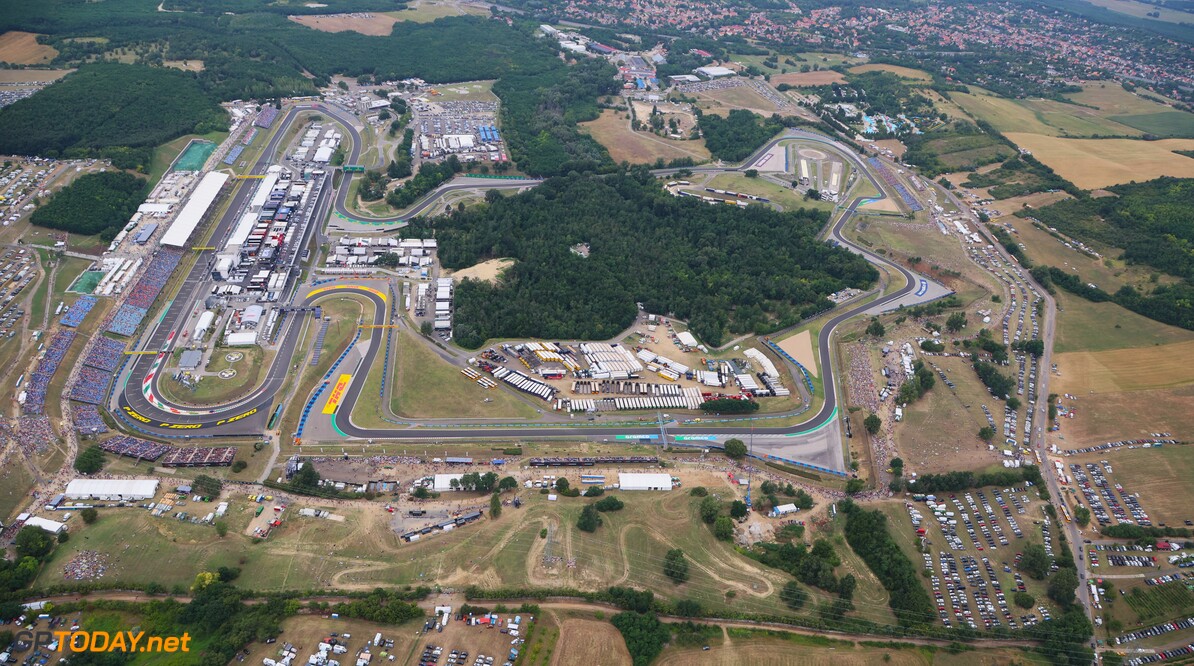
[
  {"xmin": 908, "ymin": 466, "xmax": 1041, "ymax": 493},
  {"xmin": 701, "ymin": 398, "xmax": 760, "ymax": 414},
  {"xmin": 594, "ymin": 496, "xmax": 624, "ymax": 512}
]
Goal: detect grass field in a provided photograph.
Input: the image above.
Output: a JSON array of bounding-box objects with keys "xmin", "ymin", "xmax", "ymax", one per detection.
[
  {"xmin": 705, "ymin": 172, "xmax": 836, "ymax": 213},
  {"xmin": 431, "ymin": 79, "xmax": 497, "ymax": 102},
  {"xmin": 914, "ymin": 130, "xmax": 1015, "ymax": 171},
  {"xmin": 1004, "ymin": 134, "xmax": 1194, "ymax": 188},
  {"xmin": 0, "ymin": 68, "xmax": 71, "ymax": 83},
  {"xmin": 388, "ymin": 0, "xmax": 488, "ymax": 23},
  {"xmin": 849, "ymin": 64, "xmax": 932, "ymax": 81},
  {"xmin": 549, "ymin": 619, "xmax": 631, "ymax": 666},
  {"xmin": 0, "ymin": 463, "xmax": 34, "ymax": 525},
  {"xmin": 1056, "ymin": 384, "xmax": 1194, "ymax": 450},
  {"xmin": 289, "ymin": 13, "xmax": 398, "ymax": 36},
  {"xmin": 1054, "ymin": 339, "xmax": 1194, "ymax": 394},
  {"xmin": 1080, "ymin": 0, "xmax": 1194, "ymax": 23},
  {"xmin": 1052, "ymin": 291, "xmax": 1194, "ymax": 353},
  {"xmin": 160, "ymin": 345, "xmax": 270, "ymax": 405},
  {"xmin": 770, "ymin": 70, "xmax": 846, "ymax": 86},
  {"xmin": 147, "ymin": 131, "xmax": 229, "ymax": 187},
  {"xmin": 695, "ymin": 85, "xmax": 782, "ymax": 116},
  {"xmin": 1007, "ymin": 219, "xmax": 1166, "ymax": 297},
  {"xmin": 390, "ymin": 326, "xmax": 538, "ymax": 419},
  {"xmin": 0, "ymin": 31, "xmax": 58, "ymax": 64},
  {"xmin": 952, "ymin": 91, "xmax": 1139, "ymax": 138},
  {"xmin": 163, "ymin": 59, "xmax": 204, "ymax": 72},
  {"xmin": 579, "ymin": 109, "xmax": 710, "ymax": 165},
  {"xmin": 797, "ymin": 52, "xmax": 864, "ymax": 68}
]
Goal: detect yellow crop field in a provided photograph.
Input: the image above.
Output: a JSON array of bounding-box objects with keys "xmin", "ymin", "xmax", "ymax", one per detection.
[
  {"xmin": 0, "ymin": 31, "xmax": 58, "ymax": 65},
  {"xmin": 1054, "ymin": 339, "xmax": 1194, "ymax": 395},
  {"xmin": 849, "ymin": 63, "xmax": 932, "ymax": 81},
  {"xmin": 1004, "ymin": 134, "xmax": 1194, "ymax": 188}
]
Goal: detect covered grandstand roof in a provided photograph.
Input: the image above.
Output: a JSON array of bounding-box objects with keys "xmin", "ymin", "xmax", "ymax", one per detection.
[{"xmin": 161, "ymin": 172, "xmax": 229, "ymax": 248}]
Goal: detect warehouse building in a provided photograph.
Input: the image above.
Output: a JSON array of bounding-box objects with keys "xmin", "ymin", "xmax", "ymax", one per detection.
[
  {"xmin": 433, "ymin": 474, "xmax": 465, "ymax": 492},
  {"xmin": 694, "ymin": 66, "xmax": 735, "ymax": 79},
  {"xmin": 65, "ymin": 479, "xmax": 159, "ymax": 501},
  {"xmin": 618, "ymin": 473, "xmax": 673, "ymax": 491}
]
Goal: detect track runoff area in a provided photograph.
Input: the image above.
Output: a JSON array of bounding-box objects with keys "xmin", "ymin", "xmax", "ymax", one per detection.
[{"xmin": 112, "ymin": 109, "xmax": 949, "ymax": 474}]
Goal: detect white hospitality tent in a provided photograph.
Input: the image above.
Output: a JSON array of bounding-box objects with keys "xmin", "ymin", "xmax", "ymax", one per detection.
[
  {"xmin": 618, "ymin": 473, "xmax": 673, "ymax": 491},
  {"xmin": 64, "ymin": 478, "xmax": 159, "ymax": 501}
]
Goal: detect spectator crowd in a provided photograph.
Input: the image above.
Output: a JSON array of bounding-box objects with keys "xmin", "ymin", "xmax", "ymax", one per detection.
[
  {"xmin": 60, "ymin": 295, "xmax": 98, "ymax": 328},
  {"xmin": 106, "ymin": 249, "xmax": 183, "ymax": 336},
  {"xmin": 24, "ymin": 330, "xmax": 76, "ymax": 415}
]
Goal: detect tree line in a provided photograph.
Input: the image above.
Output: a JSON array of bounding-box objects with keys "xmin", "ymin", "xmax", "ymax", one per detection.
[
  {"xmin": 1032, "ymin": 264, "xmax": 1194, "ymax": 331},
  {"xmin": 403, "ymin": 170, "xmax": 876, "ymax": 348},
  {"xmin": 906, "ymin": 465, "xmax": 1043, "ymax": 493},
  {"xmin": 840, "ymin": 499, "xmax": 935, "ymax": 627},
  {"xmin": 698, "ymin": 109, "xmax": 786, "ymax": 162}
]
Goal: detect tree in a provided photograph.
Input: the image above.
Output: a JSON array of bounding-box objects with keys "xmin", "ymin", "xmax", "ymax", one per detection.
[
  {"xmin": 890, "ymin": 458, "xmax": 904, "ymax": 477},
  {"xmin": 57, "ymin": 531, "xmax": 69, "ymax": 544},
  {"xmin": 673, "ymin": 600, "xmax": 701, "ymax": 617},
  {"xmin": 744, "ymin": 169, "xmax": 759, "ymax": 178},
  {"xmin": 845, "ymin": 478, "xmax": 866, "ymax": 495},
  {"xmin": 484, "ymin": 188, "xmax": 502, "ymax": 204},
  {"xmin": 412, "ymin": 486, "xmax": 432, "ymax": 500},
  {"xmin": 555, "ymin": 477, "xmax": 570, "ymax": 492},
  {"xmin": 584, "ymin": 485, "xmax": 605, "ymax": 497},
  {"xmin": 499, "ymin": 475, "xmax": 518, "ymax": 491},
  {"xmin": 216, "ymin": 566, "xmax": 240, "ymax": 582},
  {"xmin": 945, "ymin": 311, "xmax": 967, "ymax": 332},
  {"xmin": 730, "ymin": 500, "xmax": 748, "ymax": 519},
  {"xmin": 74, "ymin": 445, "xmax": 105, "ymax": 474},
  {"xmin": 214, "ymin": 520, "xmax": 228, "ymax": 538},
  {"xmin": 231, "ymin": 460, "xmax": 247, "ymax": 473},
  {"xmin": 1018, "ymin": 543, "xmax": 1051, "ymax": 580},
  {"xmin": 1014, "ymin": 591, "xmax": 1034, "ymax": 608},
  {"xmin": 780, "ymin": 581, "xmax": 808, "ymax": 610},
  {"xmin": 978, "ymin": 426, "xmax": 995, "ymax": 442},
  {"xmin": 191, "ymin": 571, "xmax": 219, "ymax": 594},
  {"xmin": 713, "ymin": 515, "xmax": 734, "ymax": 541},
  {"xmin": 292, "ymin": 463, "xmax": 320, "ymax": 490},
  {"xmin": 723, "ymin": 438, "xmax": 747, "ymax": 459},
  {"xmin": 577, "ymin": 504, "xmax": 602, "ymax": 533},
  {"xmin": 864, "ymin": 413, "xmax": 881, "ymax": 435},
  {"xmin": 80, "ymin": 508, "xmax": 98, "ymax": 524},
  {"xmin": 699, "ymin": 496, "xmax": 721, "ymax": 524},
  {"xmin": 489, "ymin": 493, "xmax": 502, "ymax": 519},
  {"xmin": 14, "ymin": 526, "xmax": 55, "ymax": 560},
  {"xmin": 866, "ymin": 317, "xmax": 886, "ymax": 338},
  {"xmin": 838, "ymin": 573, "xmax": 857, "ymax": 599},
  {"xmin": 193, "ymin": 474, "xmax": 223, "ymax": 497},
  {"xmin": 1073, "ymin": 506, "xmax": 1091, "ymax": 527},
  {"xmin": 663, "ymin": 549, "xmax": 689, "ymax": 584},
  {"xmin": 1007, "ymin": 396, "xmax": 1022, "ymax": 411},
  {"xmin": 1048, "ymin": 568, "xmax": 1078, "ymax": 607}
]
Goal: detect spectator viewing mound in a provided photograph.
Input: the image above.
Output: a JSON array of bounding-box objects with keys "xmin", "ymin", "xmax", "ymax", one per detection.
[
  {"xmin": 405, "ymin": 171, "xmax": 877, "ymax": 348},
  {"xmin": 0, "ymin": 62, "xmax": 226, "ymax": 171},
  {"xmin": 30, "ymin": 171, "xmax": 148, "ymax": 239}
]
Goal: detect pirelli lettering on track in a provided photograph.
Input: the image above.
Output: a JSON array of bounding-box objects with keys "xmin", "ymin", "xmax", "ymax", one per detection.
[
  {"xmin": 159, "ymin": 423, "xmax": 202, "ymax": 429},
  {"xmin": 215, "ymin": 408, "xmax": 258, "ymax": 427},
  {"xmin": 123, "ymin": 406, "xmax": 151, "ymax": 423}
]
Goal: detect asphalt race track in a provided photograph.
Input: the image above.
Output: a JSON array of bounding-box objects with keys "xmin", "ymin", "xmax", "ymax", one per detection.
[{"xmin": 110, "ymin": 107, "xmax": 940, "ymax": 465}]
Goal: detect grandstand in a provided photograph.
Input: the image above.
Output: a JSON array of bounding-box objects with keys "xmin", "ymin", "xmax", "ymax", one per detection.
[
  {"xmin": 23, "ymin": 330, "xmax": 76, "ymax": 414},
  {"xmin": 867, "ymin": 157, "xmax": 924, "ymax": 212},
  {"xmin": 83, "ymin": 337, "xmax": 126, "ymax": 372},
  {"xmin": 105, "ymin": 249, "xmax": 183, "ymax": 336},
  {"xmin": 60, "ymin": 295, "xmax": 97, "ymax": 327},
  {"xmin": 72, "ymin": 404, "xmax": 109, "ymax": 434}
]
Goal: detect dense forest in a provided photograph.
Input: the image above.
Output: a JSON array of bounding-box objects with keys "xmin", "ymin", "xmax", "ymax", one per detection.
[
  {"xmin": 403, "ymin": 170, "xmax": 876, "ymax": 348},
  {"xmin": 1020, "ymin": 177, "xmax": 1194, "ymax": 280},
  {"xmin": 0, "ymin": 8, "xmax": 610, "ymax": 177},
  {"xmin": 30, "ymin": 171, "xmax": 148, "ymax": 238},
  {"xmin": 0, "ymin": 63, "xmax": 226, "ymax": 169},
  {"xmin": 698, "ymin": 109, "xmax": 786, "ymax": 162}
]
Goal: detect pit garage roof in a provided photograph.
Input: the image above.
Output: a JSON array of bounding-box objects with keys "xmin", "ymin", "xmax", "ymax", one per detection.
[
  {"xmin": 65, "ymin": 478, "xmax": 159, "ymax": 500},
  {"xmin": 161, "ymin": 172, "xmax": 229, "ymax": 248}
]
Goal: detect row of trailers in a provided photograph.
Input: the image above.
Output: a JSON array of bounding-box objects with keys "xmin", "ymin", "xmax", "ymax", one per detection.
[{"xmin": 399, "ymin": 510, "xmax": 483, "ymax": 542}]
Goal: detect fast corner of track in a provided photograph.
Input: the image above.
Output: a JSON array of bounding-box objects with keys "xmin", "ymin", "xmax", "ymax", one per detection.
[{"xmin": 291, "ymin": 280, "xmax": 391, "ymax": 443}]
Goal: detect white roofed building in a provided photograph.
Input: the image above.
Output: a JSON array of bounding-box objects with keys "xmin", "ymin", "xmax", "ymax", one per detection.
[
  {"xmin": 618, "ymin": 473, "xmax": 673, "ymax": 491},
  {"xmin": 25, "ymin": 516, "xmax": 66, "ymax": 534},
  {"xmin": 65, "ymin": 479, "xmax": 159, "ymax": 501},
  {"xmin": 161, "ymin": 172, "xmax": 229, "ymax": 248}
]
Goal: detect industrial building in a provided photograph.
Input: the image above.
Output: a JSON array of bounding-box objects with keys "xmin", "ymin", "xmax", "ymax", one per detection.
[
  {"xmin": 433, "ymin": 474, "xmax": 464, "ymax": 492},
  {"xmin": 161, "ymin": 172, "xmax": 229, "ymax": 248},
  {"xmin": 64, "ymin": 478, "xmax": 159, "ymax": 501},
  {"xmin": 618, "ymin": 473, "xmax": 673, "ymax": 491}
]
